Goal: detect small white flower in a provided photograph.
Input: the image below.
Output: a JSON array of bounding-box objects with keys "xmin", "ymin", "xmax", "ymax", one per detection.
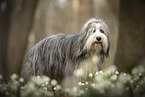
[
  {"xmin": 73, "ymin": 68, "xmax": 84, "ymax": 77},
  {"xmin": 96, "ymin": 72, "xmax": 99, "ymax": 75},
  {"xmin": 85, "ymin": 82, "xmax": 88, "ymax": 85},
  {"xmin": 37, "ymin": 76, "xmax": 40, "ymax": 79},
  {"xmin": 95, "ymin": 75, "xmax": 103, "ymax": 82},
  {"xmin": 132, "ymin": 65, "xmax": 145, "ymax": 75},
  {"xmin": 105, "ymin": 65, "xmax": 117, "ymax": 74},
  {"xmin": 19, "ymin": 78, "xmax": 24, "ymax": 83},
  {"xmin": 115, "ymin": 71, "xmax": 119, "ymax": 75},
  {"xmin": 119, "ymin": 73, "xmax": 131, "ymax": 83},
  {"xmin": 107, "ymin": 71, "xmax": 111, "ymax": 74},
  {"xmin": 111, "ymin": 75, "xmax": 117, "ymax": 81},
  {"xmin": 89, "ymin": 73, "xmax": 93, "ymax": 77},
  {"xmin": 78, "ymin": 82, "xmax": 82, "ymax": 86},
  {"xmin": 91, "ymin": 83, "xmax": 95, "ymax": 87},
  {"xmin": 99, "ymin": 71, "xmax": 103, "ymax": 74},
  {"xmin": 43, "ymin": 87, "xmax": 47, "ymax": 90},
  {"xmin": 65, "ymin": 88, "xmax": 70, "ymax": 93},
  {"xmin": 54, "ymin": 87, "xmax": 57, "ymax": 90},
  {"xmin": 42, "ymin": 84, "xmax": 45, "ymax": 87},
  {"xmin": 81, "ymin": 83, "xmax": 85, "ymax": 85},
  {"xmin": 51, "ymin": 79, "xmax": 57, "ymax": 86},
  {"xmin": 56, "ymin": 85, "xmax": 61, "ymax": 90},
  {"xmin": 41, "ymin": 76, "xmax": 50, "ymax": 83},
  {"xmin": 46, "ymin": 82, "xmax": 49, "ymax": 85},
  {"xmin": 139, "ymin": 72, "xmax": 142, "ymax": 76},
  {"xmin": 21, "ymin": 86, "xmax": 25, "ymax": 90},
  {"xmin": 72, "ymin": 87, "xmax": 78, "ymax": 93},
  {"xmin": 10, "ymin": 74, "xmax": 18, "ymax": 81},
  {"xmin": 123, "ymin": 73, "xmax": 127, "ymax": 76},
  {"xmin": 27, "ymin": 82, "xmax": 36, "ymax": 90},
  {"xmin": 80, "ymin": 90, "xmax": 84, "ymax": 94}
]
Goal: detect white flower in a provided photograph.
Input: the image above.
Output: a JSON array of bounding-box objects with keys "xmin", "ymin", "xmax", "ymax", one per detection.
[
  {"xmin": 95, "ymin": 75, "xmax": 103, "ymax": 82},
  {"xmin": 30, "ymin": 76, "xmax": 41, "ymax": 85},
  {"xmin": 54, "ymin": 87, "xmax": 57, "ymax": 90},
  {"xmin": 43, "ymin": 87, "xmax": 47, "ymax": 91},
  {"xmin": 37, "ymin": 76, "xmax": 40, "ymax": 79},
  {"xmin": 10, "ymin": 74, "xmax": 18, "ymax": 81},
  {"xmin": 85, "ymin": 82, "xmax": 88, "ymax": 85},
  {"xmin": 72, "ymin": 87, "xmax": 78, "ymax": 93},
  {"xmin": 91, "ymin": 83, "xmax": 95, "ymax": 87},
  {"xmin": 56, "ymin": 85, "xmax": 61, "ymax": 90},
  {"xmin": 111, "ymin": 75, "xmax": 117, "ymax": 81},
  {"xmin": 119, "ymin": 73, "xmax": 131, "ymax": 83},
  {"xmin": 81, "ymin": 83, "xmax": 85, "ymax": 85},
  {"xmin": 64, "ymin": 88, "xmax": 71, "ymax": 93},
  {"xmin": 19, "ymin": 78, "xmax": 24, "ymax": 83},
  {"xmin": 132, "ymin": 65, "xmax": 145, "ymax": 75},
  {"xmin": 27, "ymin": 82, "xmax": 36, "ymax": 90},
  {"xmin": 115, "ymin": 71, "xmax": 119, "ymax": 75},
  {"xmin": 105, "ymin": 65, "xmax": 117, "ymax": 74},
  {"xmin": 41, "ymin": 76, "xmax": 50, "ymax": 83},
  {"xmin": 78, "ymin": 82, "xmax": 82, "ymax": 86},
  {"xmin": 107, "ymin": 71, "xmax": 111, "ymax": 75},
  {"xmin": 73, "ymin": 68, "xmax": 84, "ymax": 77},
  {"xmin": 51, "ymin": 79, "xmax": 57, "ymax": 86},
  {"xmin": 53, "ymin": 85, "xmax": 61, "ymax": 90},
  {"xmin": 99, "ymin": 71, "xmax": 103, "ymax": 74},
  {"xmin": 89, "ymin": 73, "xmax": 93, "ymax": 77},
  {"xmin": 46, "ymin": 82, "xmax": 49, "ymax": 85},
  {"xmin": 123, "ymin": 73, "xmax": 127, "ymax": 76},
  {"xmin": 96, "ymin": 72, "xmax": 99, "ymax": 75},
  {"xmin": 21, "ymin": 86, "xmax": 25, "ymax": 90}
]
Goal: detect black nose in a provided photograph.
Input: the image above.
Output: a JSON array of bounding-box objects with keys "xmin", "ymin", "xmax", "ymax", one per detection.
[{"xmin": 96, "ymin": 36, "xmax": 101, "ymax": 41}]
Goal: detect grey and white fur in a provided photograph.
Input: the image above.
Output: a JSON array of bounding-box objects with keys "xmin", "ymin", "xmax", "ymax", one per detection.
[{"xmin": 21, "ymin": 18, "xmax": 110, "ymax": 81}]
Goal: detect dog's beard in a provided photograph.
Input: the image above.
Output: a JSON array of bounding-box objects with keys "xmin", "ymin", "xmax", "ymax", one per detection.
[{"xmin": 83, "ymin": 36, "xmax": 108, "ymax": 55}]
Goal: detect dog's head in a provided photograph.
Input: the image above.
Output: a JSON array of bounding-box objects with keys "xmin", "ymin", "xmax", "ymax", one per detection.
[{"xmin": 79, "ymin": 18, "xmax": 110, "ymax": 57}]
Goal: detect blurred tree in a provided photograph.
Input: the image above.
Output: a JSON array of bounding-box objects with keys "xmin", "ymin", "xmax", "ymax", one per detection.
[
  {"xmin": 92, "ymin": 0, "xmax": 119, "ymax": 66},
  {"xmin": 115, "ymin": 0, "xmax": 145, "ymax": 72},
  {"xmin": 0, "ymin": 0, "xmax": 38, "ymax": 80},
  {"xmin": 80, "ymin": 0, "xmax": 92, "ymax": 26},
  {"xmin": 0, "ymin": 0, "xmax": 13, "ymax": 80}
]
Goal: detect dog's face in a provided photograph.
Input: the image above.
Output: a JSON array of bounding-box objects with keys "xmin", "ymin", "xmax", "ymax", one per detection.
[{"xmin": 80, "ymin": 18, "xmax": 110, "ymax": 57}]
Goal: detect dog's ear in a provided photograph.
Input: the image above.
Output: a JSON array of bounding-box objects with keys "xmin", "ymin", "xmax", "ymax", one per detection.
[{"xmin": 105, "ymin": 41, "xmax": 110, "ymax": 58}]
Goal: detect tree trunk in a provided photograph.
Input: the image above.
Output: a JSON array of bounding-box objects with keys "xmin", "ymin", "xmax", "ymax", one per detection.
[
  {"xmin": 115, "ymin": 0, "xmax": 145, "ymax": 72},
  {"xmin": 0, "ymin": 0, "xmax": 38, "ymax": 80},
  {"xmin": 0, "ymin": 0, "xmax": 13, "ymax": 79},
  {"xmin": 79, "ymin": 0, "xmax": 92, "ymax": 27}
]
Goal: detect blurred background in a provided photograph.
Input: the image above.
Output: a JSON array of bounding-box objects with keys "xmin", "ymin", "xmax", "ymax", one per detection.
[{"xmin": 0, "ymin": 0, "xmax": 145, "ymax": 81}]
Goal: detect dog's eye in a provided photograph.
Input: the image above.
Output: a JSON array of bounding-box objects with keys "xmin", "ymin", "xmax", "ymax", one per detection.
[{"xmin": 100, "ymin": 29, "xmax": 105, "ymax": 34}]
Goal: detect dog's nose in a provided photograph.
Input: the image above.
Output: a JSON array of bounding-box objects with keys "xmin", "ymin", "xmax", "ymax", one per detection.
[{"xmin": 96, "ymin": 36, "xmax": 101, "ymax": 41}]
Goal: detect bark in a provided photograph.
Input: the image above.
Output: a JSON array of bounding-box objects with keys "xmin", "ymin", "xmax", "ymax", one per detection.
[
  {"xmin": 0, "ymin": 0, "xmax": 13, "ymax": 78},
  {"xmin": 0, "ymin": 0, "xmax": 38, "ymax": 80},
  {"xmin": 115, "ymin": 0, "xmax": 145, "ymax": 72}
]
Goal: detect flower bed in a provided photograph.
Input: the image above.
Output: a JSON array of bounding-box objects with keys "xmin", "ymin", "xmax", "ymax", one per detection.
[{"xmin": 0, "ymin": 65, "xmax": 145, "ymax": 97}]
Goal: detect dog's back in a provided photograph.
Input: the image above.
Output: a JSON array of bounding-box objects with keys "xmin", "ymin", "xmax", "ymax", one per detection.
[{"xmin": 21, "ymin": 33, "xmax": 80, "ymax": 81}]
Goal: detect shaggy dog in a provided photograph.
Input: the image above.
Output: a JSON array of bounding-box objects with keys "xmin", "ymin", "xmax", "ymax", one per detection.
[{"xmin": 21, "ymin": 18, "xmax": 110, "ymax": 81}]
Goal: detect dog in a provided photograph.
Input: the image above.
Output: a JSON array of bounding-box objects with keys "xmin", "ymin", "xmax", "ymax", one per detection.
[{"xmin": 21, "ymin": 18, "xmax": 110, "ymax": 82}]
